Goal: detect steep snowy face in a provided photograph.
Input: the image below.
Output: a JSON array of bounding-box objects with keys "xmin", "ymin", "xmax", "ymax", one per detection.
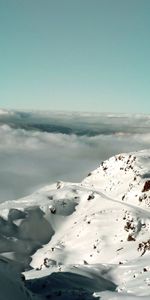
[
  {"xmin": 83, "ymin": 152, "xmax": 138, "ymax": 197},
  {"xmin": 0, "ymin": 149, "xmax": 150, "ymax": 300},
  {"xmin": 0, "ymin": 150, "xmax": 150, "ymax": 270},
  {"xmin": 83, "ymin": 150, "xmax": 150, "ymax": 207}
]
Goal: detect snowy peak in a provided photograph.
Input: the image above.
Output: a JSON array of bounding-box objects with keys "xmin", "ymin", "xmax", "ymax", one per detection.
[
  {"xmin": 83, "ymin": 150, "xmax": 150, "ymax": 208},
  {"xmin": 0, "ymin": 150, "xmax": 150, "ymax": 299},
  {"xmin": 83, "ymin": 152, "xmax": 137, "ymax": 196}
]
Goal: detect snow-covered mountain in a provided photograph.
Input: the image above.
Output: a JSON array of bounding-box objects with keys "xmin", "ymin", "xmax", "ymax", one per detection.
[{"xmin": 0, "ymin": 149, "xmax": 150, "ymax": 299}]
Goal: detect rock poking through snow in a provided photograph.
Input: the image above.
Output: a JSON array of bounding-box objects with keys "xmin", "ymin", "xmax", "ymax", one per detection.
[{"xmin": 0, "ymin": 149, "xmax": 150, "ymax": 299}]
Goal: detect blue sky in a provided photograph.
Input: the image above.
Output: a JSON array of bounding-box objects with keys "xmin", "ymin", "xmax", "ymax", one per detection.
[{"xmin": 0, "ymin": 0, "xmax": 150, "ymax": 113}]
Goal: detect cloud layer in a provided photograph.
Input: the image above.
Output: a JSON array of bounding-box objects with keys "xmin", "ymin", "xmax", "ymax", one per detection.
[{"xmin": 0, "ymin": 109, "xmax": 150, "ymax": 202}]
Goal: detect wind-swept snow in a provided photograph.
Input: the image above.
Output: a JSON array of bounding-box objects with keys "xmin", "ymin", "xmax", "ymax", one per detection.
[{"xmin": 0, "ymin": 149, "xmax": 150, "ymax": 299}]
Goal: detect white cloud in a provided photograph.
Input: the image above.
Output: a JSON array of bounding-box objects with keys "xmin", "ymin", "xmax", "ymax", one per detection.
[{"xmin": 0, "ymin": 110, "xmax": 150, "ymax": 202}]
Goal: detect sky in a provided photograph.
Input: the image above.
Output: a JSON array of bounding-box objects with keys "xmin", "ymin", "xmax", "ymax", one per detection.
[{"xmin": 0, "ymin": 0, "xmax": 150, "ymax": 113}]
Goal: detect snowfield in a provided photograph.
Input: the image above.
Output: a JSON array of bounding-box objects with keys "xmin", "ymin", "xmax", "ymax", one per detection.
[{"xmin": 0, "ymin": 149, "xmax": 150, "ymax": 299}]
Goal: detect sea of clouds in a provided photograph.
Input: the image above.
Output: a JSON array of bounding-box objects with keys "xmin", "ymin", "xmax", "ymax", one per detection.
[{"xmin": 0, "ymin": 109, "xmax": 150, "ymax": 202}]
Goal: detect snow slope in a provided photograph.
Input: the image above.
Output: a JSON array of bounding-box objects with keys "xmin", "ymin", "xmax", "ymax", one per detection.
[{"xmin": 0, "ymin": 149, "xmax": 150, "ymax": 299}]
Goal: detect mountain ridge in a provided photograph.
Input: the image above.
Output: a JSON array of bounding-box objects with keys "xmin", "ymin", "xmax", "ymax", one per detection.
[{"xmin": 0, "ymin": 149, "xmax": 150, "ymax": 299}]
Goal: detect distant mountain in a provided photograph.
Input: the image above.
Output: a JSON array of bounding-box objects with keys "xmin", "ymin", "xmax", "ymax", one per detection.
[
  {"xmin": 0, "ymin": 149, "xmax": 150, "ymax": 299},
  {"xmin": 1, "ymin": 109, "xmax": 150, "ymax": 136}
]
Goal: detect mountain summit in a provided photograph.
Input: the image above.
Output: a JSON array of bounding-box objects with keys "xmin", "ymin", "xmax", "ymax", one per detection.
[{"xmin": 0, "ymin": 149, "xmax": 150, "ymax": 299}]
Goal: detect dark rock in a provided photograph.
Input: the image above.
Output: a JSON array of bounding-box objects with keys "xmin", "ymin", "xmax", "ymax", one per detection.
[
  {"xmin": 127, "ymin": 234, "xmax": 135, "ymax": 241},
  {"xmin": 143, "ymin": 267, "xmax": 148, "ymax": 272},
  {"xmin": 87, "ymin": 172, "xmax": 92, "ymax": 177},
  {"xmin": 87, "ymin": 194, "xmax": 95, "ymax": 201},
  {"xmin": 50, "ymin": 207, "xmax": 56, "ymax": 214},
  {"xmin": 142, "ymin": 181, "xmax": 150, "ymax": 192}
]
